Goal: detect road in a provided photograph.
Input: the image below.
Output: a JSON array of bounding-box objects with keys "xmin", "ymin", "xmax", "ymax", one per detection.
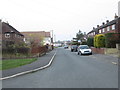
[{"xmin": 2, "ymin": 48, "xmax": 118, "ymax": 88}]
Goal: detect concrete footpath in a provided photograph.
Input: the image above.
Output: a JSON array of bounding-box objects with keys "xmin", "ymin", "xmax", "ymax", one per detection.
[{"xmin": 2, "ymin": 50, "xmax": 56, "ymax": 79}]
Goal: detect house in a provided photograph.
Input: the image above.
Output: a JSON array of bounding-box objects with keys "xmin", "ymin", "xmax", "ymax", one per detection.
[
  {"xmin": 2, "ymin": 21, "xmax": 24, "ymax": 48},
  {"xmin": 21, "ymin": 31, "xmax": 52, "ymax": 46},
  {"xmin": 87, "ymin": 15, "xmax": 120, "ymax": 37}
]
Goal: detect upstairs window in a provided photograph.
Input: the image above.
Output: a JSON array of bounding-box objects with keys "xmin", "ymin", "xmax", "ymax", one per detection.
[
  {"xmin": 5, "ymin": 33, "xmax": 10, "ymax": 38},
  {"xmin": 102, "ymin": 28, "xmax": 105, "ymax": 32},
  {"xmin": 107, "ymin": 26, "xmax": 110, "ymax": 31},
  {"xmin": 99, "ymin": 30, "xmax": 101, "ymax": 33},
  {"xmin": 112, "ymin": 24, "xmax": 115, "ymax": 30}
]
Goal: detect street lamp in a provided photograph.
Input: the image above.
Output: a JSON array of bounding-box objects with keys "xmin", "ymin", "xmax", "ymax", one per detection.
[{"xmin": 50, "ymin": 30, "xmax": 53, "ymax": 44}]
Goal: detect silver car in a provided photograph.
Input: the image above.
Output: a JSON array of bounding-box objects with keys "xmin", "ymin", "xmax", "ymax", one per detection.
[{"xmin": 77, "ymin": 45, "xmax": 92, "ymax": 55}]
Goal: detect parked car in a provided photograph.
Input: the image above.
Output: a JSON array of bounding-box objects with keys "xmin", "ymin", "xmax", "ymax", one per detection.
[
  {"xmin": 71, "ymin": 45, "xmax": 78, "ymax": 52},
  {"xmin": 77, "ymin": 45, "xmax": 92, "ymax": 55},
  {"xmin": 64, "ymin": 45, "xmax": 68, "ymax": 49}
]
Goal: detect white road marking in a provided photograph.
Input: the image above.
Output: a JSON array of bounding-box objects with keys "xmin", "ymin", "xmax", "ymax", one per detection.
[{"xmin": 0, "ymin": 51, "xmax": 57, "ymax": 80}]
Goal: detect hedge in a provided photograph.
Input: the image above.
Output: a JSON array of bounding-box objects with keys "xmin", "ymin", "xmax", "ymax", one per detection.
[
  {"xmin": 94, "ymin": 34, "xmax": 105, "ymax": 48},
  {"xmin": 2, "ymin": 47, "xmax": 30, "ymax": 54},
  {"xmin": 105, "ymin": 33, "xmax": 120, "ymax": 48},
  {"xmin": 87, "ymin": 37, "xmax": 94, "ymax": 46}
]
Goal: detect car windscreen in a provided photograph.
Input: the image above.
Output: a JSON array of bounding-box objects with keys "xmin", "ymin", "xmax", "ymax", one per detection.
[
  {"xmin": 80, "ymin": 46, "xmax": 89, "ymax": 49},
  {"xmin": 72, "ymin": 45, "xmax": 77, "ymax": 47}
]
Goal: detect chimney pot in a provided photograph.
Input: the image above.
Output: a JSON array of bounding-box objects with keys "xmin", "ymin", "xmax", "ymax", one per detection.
[
  {"xmin": 106, "ymin": 20, "xmax": 109, "ymax": 23},
  {"xmin": 97, "ymin": 25, "xmax": 99, "ymax": 28},
  {"xmin": 114, "ymin": 13, "xmax": 118, "ymax": 19},
  {"xmin": 102, "ymin": 22, "xmax": 105, "ymax": 25}
]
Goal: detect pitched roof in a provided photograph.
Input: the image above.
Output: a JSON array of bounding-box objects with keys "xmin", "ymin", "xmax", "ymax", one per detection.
[
  {"xmin": 87, "ymin": 17, "xmax": 120, "ymax": 34},
  {"xmin": 21, "ymin": 31, "xmax": 51, "ymax": 38},
  {"xmin": 2, "ymin": 22, "xmax": 24, "ymax": 36}
]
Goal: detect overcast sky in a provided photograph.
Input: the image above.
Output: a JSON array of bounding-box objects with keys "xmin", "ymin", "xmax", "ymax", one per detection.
[{"xmin": 0, "ymin": 0, "xmax": 119, "ymax": 41}]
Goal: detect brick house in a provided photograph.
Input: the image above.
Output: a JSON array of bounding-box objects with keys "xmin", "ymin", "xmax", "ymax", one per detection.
[
  {"xmin": 2, "ymin": 21, "xmax": 24, "ymax": 48},
  {"xmin": 87, "ymin": 15, "xmax": 120, "ymax": 37}
]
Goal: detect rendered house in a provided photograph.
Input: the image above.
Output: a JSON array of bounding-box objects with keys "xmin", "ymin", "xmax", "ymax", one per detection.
[{"xmin": 21, "ymin": 31, "xmax": 52, "ymax": 46}]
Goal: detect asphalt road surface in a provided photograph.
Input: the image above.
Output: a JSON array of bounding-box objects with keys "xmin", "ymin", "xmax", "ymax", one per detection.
[{"xmin": 2, "ymin": 48, "xmax": 118, "ymax": 88}]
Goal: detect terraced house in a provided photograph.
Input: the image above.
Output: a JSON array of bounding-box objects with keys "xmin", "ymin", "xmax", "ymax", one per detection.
[
  {"xmin": 2, "ymin": 21, "xmax": 24, "ymax": 48},
  {"xmin": 87, "ymin": 15, "xmax": 120, "ymax": 37}
]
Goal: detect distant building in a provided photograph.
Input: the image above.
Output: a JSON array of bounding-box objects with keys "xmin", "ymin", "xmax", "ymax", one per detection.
[
  {"xmin": 21, "ymin": 31, "xmax": 52, "ymax": 46},
  {"xmin": 2, "ymin": 21, "xmax": 24, "ymax": 48},
  {"xmin": 87, "ymin": 15, "xmax": 120, "ymax": 37}
]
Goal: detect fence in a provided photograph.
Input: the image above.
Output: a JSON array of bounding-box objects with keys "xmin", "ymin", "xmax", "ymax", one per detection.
[{"xmin": 31, "ymin": 46, "xmax": 47, "ymax": 56}]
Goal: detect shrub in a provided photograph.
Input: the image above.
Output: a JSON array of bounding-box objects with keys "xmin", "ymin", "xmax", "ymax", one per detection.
[
  {"xmin": 94, "ymin": 35, "xmax": 97, "ymax": 48},
  {"xmin": 105, "ymin": 33, "xmax": 120, "ymax": 48},
  {"xmin": 3, "ymin": 42, "xmax": 30, "ymax": 54},
  {"xmin": 87, "ymin": 37, "xmax": 94, "ymax": 47},
  {"xmin": 94, "ymin": 34, "xmax": 105, "ymax": 48}
]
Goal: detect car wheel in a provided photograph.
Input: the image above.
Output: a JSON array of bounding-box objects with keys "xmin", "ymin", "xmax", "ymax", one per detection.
[
  {"xmin": 90, "ymin": 53, "xmax": 92, "ymax": 55},
  {"xmin": 80, "ymin": 52, "xmax": 82, "ymax": 55}
]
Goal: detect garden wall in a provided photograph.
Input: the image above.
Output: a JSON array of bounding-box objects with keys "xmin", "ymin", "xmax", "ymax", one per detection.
[
  {"xmin": 91, "ymin": 47, "xmax": 105, "ymax": 54},
  {"xmin": 91, "ymin": 47, "xmax": 119, "ymax": 57}
]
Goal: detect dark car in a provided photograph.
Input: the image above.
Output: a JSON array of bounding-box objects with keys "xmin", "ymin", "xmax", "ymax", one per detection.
[
  {"xmin": 71, "ymin": 45, "xmax": 78, "ymax": 52},
  {"xmin": 64, "ymin": 45, "xmax": 68, "ymax": 49}
]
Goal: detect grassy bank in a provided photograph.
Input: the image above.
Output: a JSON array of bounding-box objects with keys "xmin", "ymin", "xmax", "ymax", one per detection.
[{"xmin": 0, "ymin": 58, "xmax": 37, "ymax": 70}]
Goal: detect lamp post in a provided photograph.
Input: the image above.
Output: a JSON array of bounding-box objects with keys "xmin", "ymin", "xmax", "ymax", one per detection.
[
  {"xmin": 50, "ymin": 30, "xmax": 54, "ymax": 50},
  {"xmin": 50, "ymin": 30, "xmax": 53, "ymax": 44}
]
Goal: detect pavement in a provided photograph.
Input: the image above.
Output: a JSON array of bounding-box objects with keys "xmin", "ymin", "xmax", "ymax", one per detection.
[
  {"xmin": 2, "ymin": 48, "xmax": 118, "ymax": 88},
  {"xmin": 2, "ymin": 49, "xmax": 56, "ymax": 79}
]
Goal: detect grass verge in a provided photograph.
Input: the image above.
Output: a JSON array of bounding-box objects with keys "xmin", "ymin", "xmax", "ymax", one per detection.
[{"xmin": 0, "ymin": 58, "xmax": 37, "ymax": 70}]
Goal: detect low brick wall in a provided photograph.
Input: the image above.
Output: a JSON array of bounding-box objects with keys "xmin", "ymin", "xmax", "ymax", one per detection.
[
  {"xmin": 91, "ymin": 47, "xmax": 119, "ymax": 57},
  {"xmin": 91, "ymin": 47, "xmax": 105, "ymax": 54}
]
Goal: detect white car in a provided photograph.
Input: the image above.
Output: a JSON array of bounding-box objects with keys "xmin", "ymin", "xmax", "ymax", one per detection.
[{"xmin": 77, "ymin": 45, "xmax": 92, "ymax": 55}]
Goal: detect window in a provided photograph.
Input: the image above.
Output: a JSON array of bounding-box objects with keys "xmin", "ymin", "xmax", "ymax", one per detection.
[
  {"xmin": 102, "ymin": 28, "xmax": 104, "ymax": 32},
  {"xmin": 112, "ymin": 24, "xmax": 115, "ymax": 30},
  {"xmin": 18, "ymin": 35, "xmax": 20, "ymax": 38},
  {"xmin": 99, "ymin": 30, "xmax": 101, "ymax": 33},
  {"xmin": 5, "ymin": 33, "xmax": 10, "ymax": 38},
  {"xmin": 107, "ymin": 26, "xmax": 110, "ymax": 31}
]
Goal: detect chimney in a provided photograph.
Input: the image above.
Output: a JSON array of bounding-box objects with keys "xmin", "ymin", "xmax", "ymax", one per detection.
[
  {"xmin": 97, "ymin": 25, "xmax": 99, "ymax": 28},
  {"xmin": 102, "ymin": 22, "xmax": 105, "ymax": 25},
  {"xmin": 106, "ymin": 20, "xmax": 109, "ymax": 23},
  {"xmin": 93, "ymin": 27, "xmax": 95, "ymax": 30},
  {"xmin": 114, "ymin": 13, "xmax": 118, "ymax": 19},
  {"xmin": 6, "ymin": 21, "xmax": 9, "ymax": 24}
]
